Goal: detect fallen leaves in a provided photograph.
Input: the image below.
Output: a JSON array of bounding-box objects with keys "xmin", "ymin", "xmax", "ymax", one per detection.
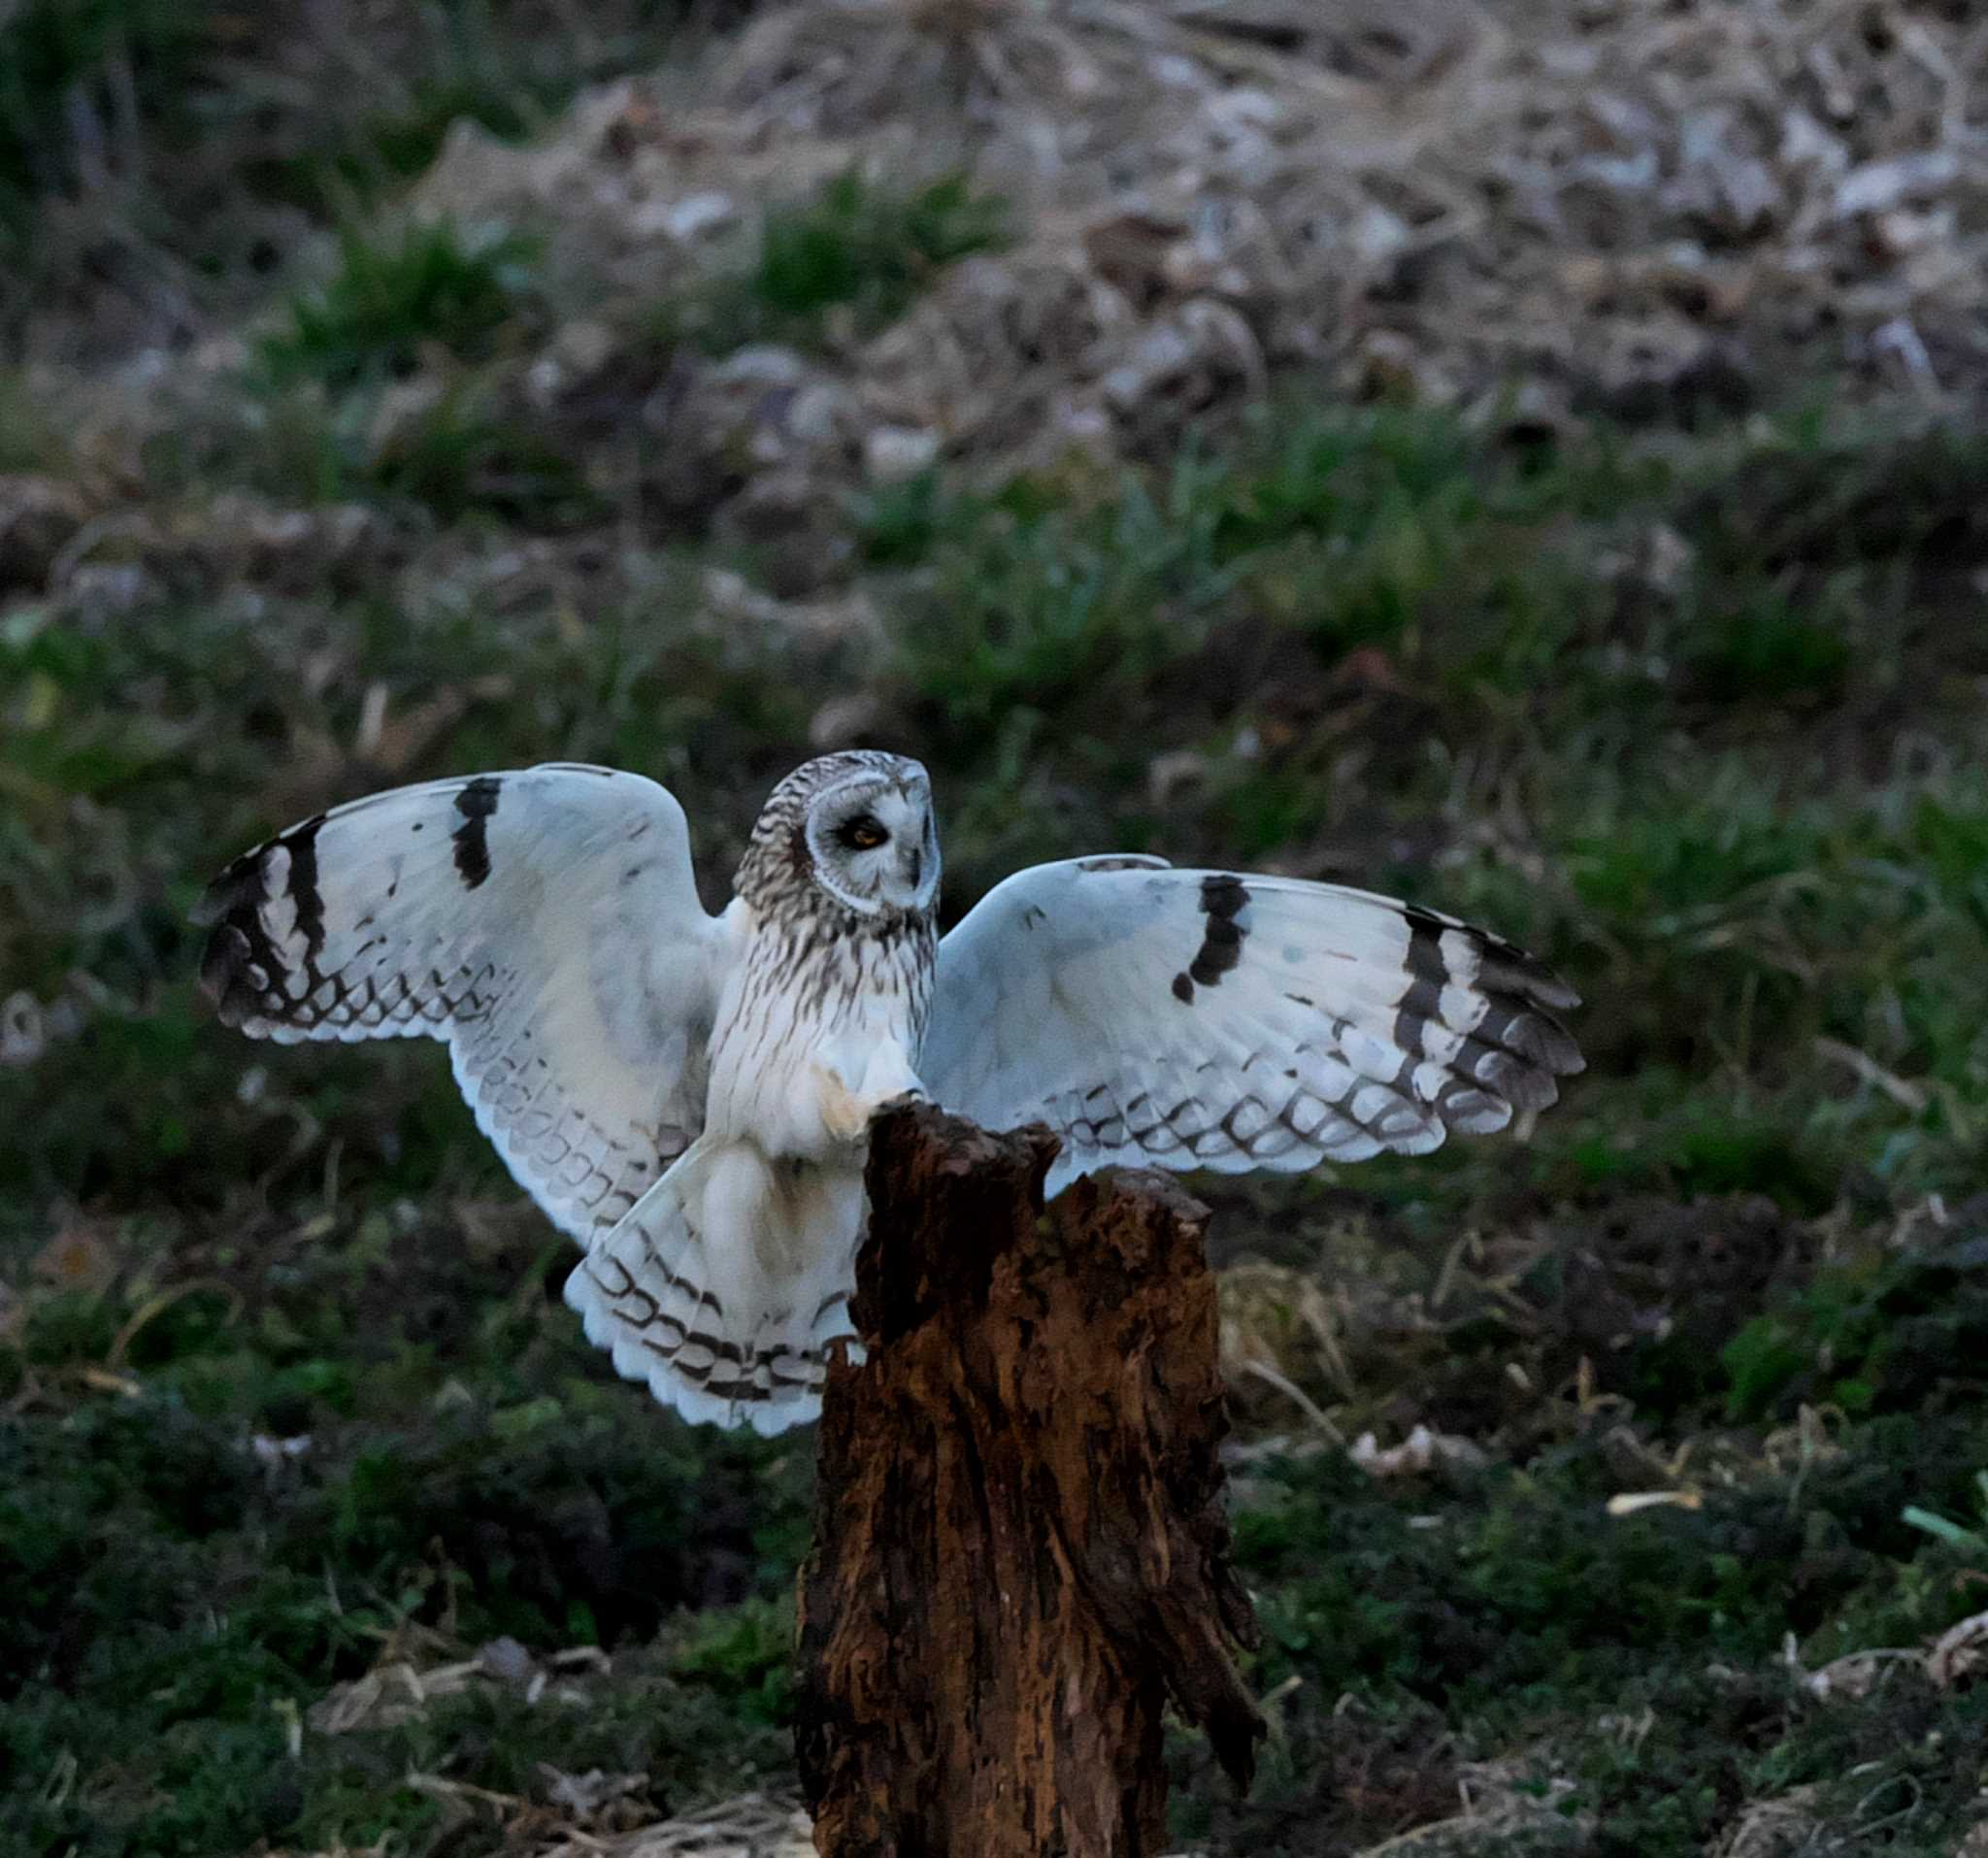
[
  {"xmin": 308, "ymin": 1639, "xmax": 614, "ymax": 1736},
  {"xmin": 1350, "ymin": 1424, "xmax": 1490, "ymax": 1479}
]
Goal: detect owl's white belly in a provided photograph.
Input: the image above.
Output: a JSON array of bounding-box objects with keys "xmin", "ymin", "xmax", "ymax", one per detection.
[{"xmin": 701, "ymin": 907, "xmax": 931, "ymax": 1162}]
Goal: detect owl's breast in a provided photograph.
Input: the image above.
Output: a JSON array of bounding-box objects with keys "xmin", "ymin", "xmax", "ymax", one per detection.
[{"xmin": 703, "ymin": 915, "xmax": 933, "ymax": 1159}]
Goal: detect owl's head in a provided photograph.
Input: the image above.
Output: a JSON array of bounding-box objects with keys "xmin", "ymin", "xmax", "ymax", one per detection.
[{"xmin": 741, "ymin": 751, "xmax": 940, "ymax": 921}]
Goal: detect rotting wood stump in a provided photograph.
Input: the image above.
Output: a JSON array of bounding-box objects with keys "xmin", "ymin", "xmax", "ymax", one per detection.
[{"xmin": 796, "ymin": 1103, "xmax": 1263, "ymax": 1858}]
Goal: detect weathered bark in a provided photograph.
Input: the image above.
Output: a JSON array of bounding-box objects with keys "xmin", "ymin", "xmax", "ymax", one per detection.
[{"xmin": 796, "ymin": 1103, "xmax": 1262, "ymax": 1858}]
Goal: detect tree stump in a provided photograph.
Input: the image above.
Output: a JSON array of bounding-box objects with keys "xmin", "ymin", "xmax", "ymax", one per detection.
[{"xmin": 796, "ymin": 1103, "xmax": 1263, "ymax": 1858}]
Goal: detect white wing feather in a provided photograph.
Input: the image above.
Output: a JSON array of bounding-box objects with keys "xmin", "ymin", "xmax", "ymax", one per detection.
[
  {"xmin": 921, "ymin": 856, "xmax": 1582, "ymax": 1194},
  {"xmin": 196, "ymin": 763, "xmax": 727, "ymax": 1243}
]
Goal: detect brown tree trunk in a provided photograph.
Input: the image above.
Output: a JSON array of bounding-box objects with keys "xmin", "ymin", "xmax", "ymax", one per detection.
[{"xmin": 796, "ymin": 1104, "xmax": 1263, "ymax": 1858}]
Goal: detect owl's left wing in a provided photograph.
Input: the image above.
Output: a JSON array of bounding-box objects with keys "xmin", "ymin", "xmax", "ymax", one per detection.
[{"xmin": 921, "ymin": 856, "xmax": 1582, "ymax": 1192}]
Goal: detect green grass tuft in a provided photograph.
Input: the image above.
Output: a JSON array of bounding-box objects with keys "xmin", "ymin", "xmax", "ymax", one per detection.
[
  {"xmin": 658, "ymin": 168, "xmax": 1010, "ymax": 354},
  {"xmin": 754, "ymin": 169, "xmax": 1007, "ymax": 323},
  {"xmin": 257, "ymin": 217, "xmax": 541, "ymax": 391}
]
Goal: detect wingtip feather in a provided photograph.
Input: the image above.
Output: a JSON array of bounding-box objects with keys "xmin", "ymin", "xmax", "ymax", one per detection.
[{"xmin": 199, "ymin": 921, "xmax": 261, "ymax": 1025}]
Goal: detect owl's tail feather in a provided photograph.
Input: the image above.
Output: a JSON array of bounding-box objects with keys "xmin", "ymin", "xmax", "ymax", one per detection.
[{"xmin": 563, "ymin": 1135, "xmax": 862, "ymax": 1436}]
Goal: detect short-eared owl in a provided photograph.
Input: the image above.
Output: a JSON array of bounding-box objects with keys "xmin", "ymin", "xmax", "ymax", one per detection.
[{"xmin": 197, "ymin": 752, "xmax": 1582, "ymax": 1434}]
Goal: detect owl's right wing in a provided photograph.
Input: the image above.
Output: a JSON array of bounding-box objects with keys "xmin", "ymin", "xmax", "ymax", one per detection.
[{"xmin": 196, "ymin": 763, "xmax": 728, "ymax": 1244}]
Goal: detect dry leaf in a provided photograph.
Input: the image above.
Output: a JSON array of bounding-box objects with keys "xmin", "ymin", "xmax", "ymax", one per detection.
[
  {"xmin": 1927, "ymin": 1609, "xmax": 1988, "ymax": 1690},
  {"xmin": 1351, "ymin": 1424, "xmax": 1490, "ymax": 1479}
]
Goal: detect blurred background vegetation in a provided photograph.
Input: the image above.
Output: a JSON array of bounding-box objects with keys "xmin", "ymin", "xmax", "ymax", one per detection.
[{"xmin": 2, "ymin": 1, "xmax": 1986, "ymax": 1854}]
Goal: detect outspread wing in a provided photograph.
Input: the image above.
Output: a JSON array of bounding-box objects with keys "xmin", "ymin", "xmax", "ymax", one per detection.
[
  {"xmin": 921, "ymin": 855, "xmax": 1582, "ymax": 1193},
  {"xmin": 195, "ymin": 763, "xmax": 727, "ymax": 1243}
]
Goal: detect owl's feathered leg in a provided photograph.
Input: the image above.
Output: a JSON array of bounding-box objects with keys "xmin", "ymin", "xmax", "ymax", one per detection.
[
  {"xmin": 563, "ymin": 1136, "xmax": 862, "ymax": 1436},
  {"xmin": 812, "ymin": 1037, "xmax": 927, "ymax": 1146}
]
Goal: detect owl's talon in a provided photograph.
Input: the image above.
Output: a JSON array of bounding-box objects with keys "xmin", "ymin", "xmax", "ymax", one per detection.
[{"xmin": 871, "ymin": 1087, "xmax": 930, "ymax": 1122}]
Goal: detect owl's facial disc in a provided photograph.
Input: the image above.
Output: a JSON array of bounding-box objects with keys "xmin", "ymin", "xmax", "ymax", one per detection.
[{"xmin": 806, "ymin": 766, "xmax": 940, "ymax": 917}]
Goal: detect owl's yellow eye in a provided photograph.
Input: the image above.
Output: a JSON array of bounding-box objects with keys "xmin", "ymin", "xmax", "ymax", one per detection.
[{"xmin": 839, "ymin": 816, "xmax": 888, "ymax": 851}]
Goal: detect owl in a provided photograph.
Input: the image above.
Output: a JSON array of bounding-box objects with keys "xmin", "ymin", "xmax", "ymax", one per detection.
[{"xmin": 196, "ymin": 751, "xmax": 1582, "ymax": 1435}]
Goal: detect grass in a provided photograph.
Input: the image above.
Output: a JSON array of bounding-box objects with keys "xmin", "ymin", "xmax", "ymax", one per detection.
[
  {"xmin": 234, "ymin": 0, "xmax": 707, "ymax": 218},
  {"xmin": 125, "ymin": 169, "xmax": 1008, "ymax": 525},
  {"xmin": 751, "ymin": 170, "xmax": 1008, "ymax": 331},
  {"xmin": 655, "ymin": 167, "xmax": 1011, "ymax": 355},
  {"xmin": 1198, "ymin": 1410, "xmax": 1988, "ymax": 1855},
  {"xmin": 1, "ymin": 1111, "xmax": 812, "ymax": 1854},
  {"xmin": 3, "ymin": 326, "xmax": 1988, "ymax": 1851},
  {"xmin": 0, "ymin": 0, "xmax": 740, "ymax": 356},
  {"xmin": 0, "ymin": 0, "xmax": 209, "ymax": 221},
  {"xmin": 132, "ymin": 218, "xmax": 604, "ymax": 524},
  {"xmin": 865, "ymin": 408, "xmax": 1988, "ymax": 1234},
  {"xmin": 1905, "ymin": 1471, "xmax": 1988, "ymax": 1558},
  {"xmin": 256, "ymin": 218, "xmax": 542, "ymax": 392}
]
